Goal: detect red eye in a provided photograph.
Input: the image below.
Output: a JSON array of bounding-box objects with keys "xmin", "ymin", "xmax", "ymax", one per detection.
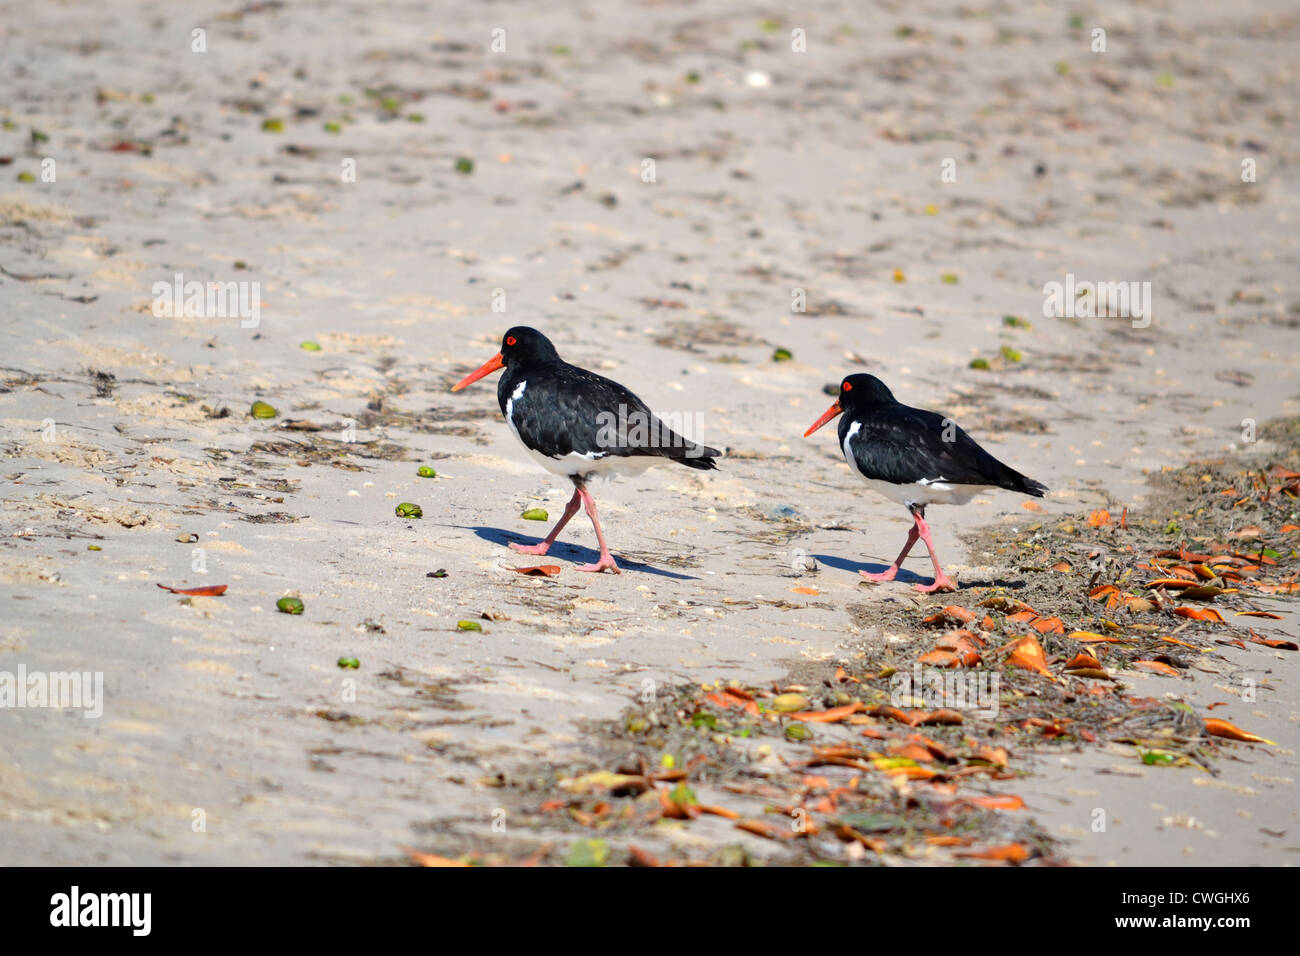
[
  {"xmin": 843, "ymin": 382, "xmax": 852, "ymax": 392},
  {"xmin": 506, "ymin": 336, "xmax": 516, "ymax": 346}
]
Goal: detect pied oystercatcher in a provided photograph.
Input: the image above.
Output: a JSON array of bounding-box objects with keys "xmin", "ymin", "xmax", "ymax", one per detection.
[
  {"xmin": 451, "ymin": 327, "xmax": 720, "ymax": 573},
  {"xmin": 804, "ymin": 373, "xmax": 1047, "ymax": 592}
]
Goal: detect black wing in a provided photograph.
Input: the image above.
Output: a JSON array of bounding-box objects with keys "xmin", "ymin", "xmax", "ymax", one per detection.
[
  {"xmin": 843, "ymin": 404, "xmax": 1045, "ymax": 496},
  {"xmin": 503, "ymin": 363, "xmax": 720, "ymax": 470}
]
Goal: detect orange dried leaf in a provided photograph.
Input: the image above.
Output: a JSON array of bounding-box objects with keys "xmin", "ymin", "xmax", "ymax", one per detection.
[
  {"xmin": 1203, "ymin": 718, "xmax": 1275, "ymax": 745},
  {"xmin": 1087, "ymin": 509, "xmax": 1112, "ymax": 527},
  {"xmin": 1133, "ymin": 660, "xmax": 1179, "ymax": 677},
  {"xmin": 787, "ymin": 702, "xmax": 866, "ymax": 723},
  {"xmin": 157, "ymin": 583, "xmax": 228, "ymax": 596},
  {"xmin": 966, "ymin": 794, "xmax": 1026, "ymax": 811},
  {"xmin": 918, "ymin": 649, "xmax": 961, "ymax": 668},
  {"xmin": 1174, "ymin": 606, "xmax": 1225, "ymax": 623},
  {"xmin": 1002, "ymin": 636, "xmax": 1053, "ymax": 678},
  {"xmin": 957, "ymin": 843, "xmax": 1030, "ymax": 864},
  {"xmin": 507, "ymin": 565, "xmax": 561, "ymax": 576},
  {"xmin": 923, "ymin": 605, "xmax": 976, "ymax": 626},
  {"xmin": 401, "ymin": 846, "xmax": 472, "ymax": 867}
]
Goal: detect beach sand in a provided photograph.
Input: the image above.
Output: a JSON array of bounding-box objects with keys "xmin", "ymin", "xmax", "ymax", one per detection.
[{"xmin": 1, "ymin": 0, "xmax": 1297, "ymax": 864}]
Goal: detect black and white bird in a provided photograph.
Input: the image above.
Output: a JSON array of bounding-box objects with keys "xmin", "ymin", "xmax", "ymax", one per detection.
[
  {"xmin": 451, "ymin": 327, "xmax": 720, "ymax": 573},
  {"xmin": 804, "ymin": 374, "xmax": 1047, "ymax": 592}
]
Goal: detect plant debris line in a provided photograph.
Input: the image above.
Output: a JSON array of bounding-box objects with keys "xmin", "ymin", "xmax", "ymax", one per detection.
[{"xmin": 402, "ymin": 418, "xmax": 1299, "ymax": 867}]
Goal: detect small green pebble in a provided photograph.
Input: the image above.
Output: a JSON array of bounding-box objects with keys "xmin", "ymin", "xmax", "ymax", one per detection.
[
  {"xmin": 406, "ymin": 113, "xmax": 424, "ymax": 123},
  {"xmin": 250, "ymin": 400, "xmax": 277, "ymax": 419},
  {"xmin": 323, "ymin": 121, "xmax": 342, "ymax": 133},
  {"xmin": 380, "ymin": 97, "xmax": 401, "ymax": 112},
  {"xmin": 16, "ymin": 171, "xmax": 35, "ymax": 183},
  {"xmin": 87, "ymin": 545, "xmax": 102, "ymax": 551},
  {"xmin": 685, "ymin": 71, "xmax": 701, "ymax": 84},
  {"xmin": 233, "ymin": 260, "xmax": 248, "ymax": 270},
  {"xmin": 276, "ymin": 596, "xmax": 305, "ymax": 615},
  {"xmin": 261, "ymin": 118, "xmax": 284, "ymax": 132},
  {"xmin": 1000, "ymin": 345, "xmax": 1023, "ymax": 362},
  {"xmin": 395, "ymin": 502, "xmax": 423, "ymax": 519},
  {"xmin": 660, "ymin": 754, "xmax": 675, "ymax": 769},
  {"xmin": 940, "ymin": 272, "xmax": 959, "ymax": 284},
  {"xmin": 300, "ymin": 341, "xmax": 321, "ymax": 351},
  {"xmin": 1002, "ymin": 314, "xmax": 1031, "ymax": 329},
  {"xmin": 417, "ymin": 466, "xmax": 437, "ymax": 478},
  {"xmin": 457, "ymin": 620, "xmax": 482, "ymax": 631},
  {"xmin": 455, "ymin": 157, "xmax": 474, "ymax": 174},
  {"xmin": 521, "ymin": 508, "xmax": 548, "ymax": 521},
  {"xmin": 772, "ymin": 348, "xmax": 793, "ymax": 362},
  {"xmin": 969, "ymin": 358, "xmax": 990, "ymax": 370},
  {"xmin": 337, "ymin": 656, "xmax": 360, "ymax": 669}
]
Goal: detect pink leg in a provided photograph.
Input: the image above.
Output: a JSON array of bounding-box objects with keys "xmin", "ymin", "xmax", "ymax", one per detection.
[
  {"xmin": 912, "ymin": 511, "xmax": 957, "ymax": 593},
  {"xmin": 860, "ymin": 521, "xmax": 920, "ymax": 582},
  {"xmin": 510, "ymin": 488, "xmax": 581, "ymax": 555},
  {"xmin": 573, "ymin": 485, "xmax": 620, "ymax": 574}
]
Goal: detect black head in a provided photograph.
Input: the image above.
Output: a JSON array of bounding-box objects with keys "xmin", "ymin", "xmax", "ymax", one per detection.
[
  {"xmin": 804, "ymin": 373, "xmax": 895, "ymax": 437},
  {"xmin": 499, "ymin": 326, "xmax": 561, "ymax": 368},
  {"xmin": 837, "ymin": 373, "xmax": 895, "ymax": 410},
  {"xmin": 451, "ymin": 326, "xmax": 561, "ymax": 391}
]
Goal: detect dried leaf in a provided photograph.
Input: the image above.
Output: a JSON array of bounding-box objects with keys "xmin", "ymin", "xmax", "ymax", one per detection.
[
  {"xmin": 156, "ymin": 583, "xmax": 228, "ymax": 596},
  {"xmin": 1203, "ymin": 718, "xmax": 1276, "ymax": 745}
]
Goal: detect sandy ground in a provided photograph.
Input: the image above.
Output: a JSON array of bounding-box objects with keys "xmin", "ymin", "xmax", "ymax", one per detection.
[{"xmin": 1, "ymin": 1, "xmax": 1298, "ymax": 865}]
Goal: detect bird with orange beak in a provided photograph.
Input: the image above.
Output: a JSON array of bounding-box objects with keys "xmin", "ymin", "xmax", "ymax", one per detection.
[
  {"xmin": 452, "ymin": 327, "xmax": 720, "ymax": 573},
  {"xmin": 804, "ymin": 374, "xmax": 1047, "ymax": 592}
]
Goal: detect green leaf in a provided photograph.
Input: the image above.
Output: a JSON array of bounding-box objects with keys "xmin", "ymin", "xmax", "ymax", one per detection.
[{"xmin": 566, "ymin": 838, "xmax": 607, "ymax": 867}]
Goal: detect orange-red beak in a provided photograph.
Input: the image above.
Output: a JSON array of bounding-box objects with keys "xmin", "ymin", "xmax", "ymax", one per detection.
[
  {"xmin": 451, "ymin": 352, "xmax": 504, "ymax": 391},
  {"xmin": 804, "ymin": 400, "xmax": 843, "ymax": 437}
]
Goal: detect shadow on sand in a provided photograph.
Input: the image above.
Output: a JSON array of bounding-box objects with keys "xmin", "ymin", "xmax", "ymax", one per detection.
[{"xmin": 457, "ymin": 525, "xmax": 698, "ymax": 580}]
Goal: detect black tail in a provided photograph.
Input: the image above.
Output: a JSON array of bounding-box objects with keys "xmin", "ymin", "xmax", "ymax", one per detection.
[
  {"xmin": 1011, "ymin": 472, "xmax": 1048, "ymax": 497},
  {"xmin": 663, "ymin": 442, "xmax": 720, "ymax": 470}
]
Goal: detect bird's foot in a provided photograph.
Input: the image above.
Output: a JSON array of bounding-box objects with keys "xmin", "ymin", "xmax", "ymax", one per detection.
[
  {"xmin": 859, "ymin": 566, "xmax": 900, "ymax": 583},
  {"xmin": 509, "ymin": 541, "xmax": 551, "ymax": 556},
  {"xmin": 914, "ymin": 574, "xmax": 958, "ymax": 594},
  {"xmin": 576, "ymin": 554, "xmax": 621, "ymax": 574}
]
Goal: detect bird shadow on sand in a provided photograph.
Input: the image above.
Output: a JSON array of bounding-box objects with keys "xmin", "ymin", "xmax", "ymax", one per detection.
[
  {"xmin": 812, "ymin": 552, "xmax": 947, "ymax": 588},
  {"xmin": 813, "ymin": 553, "xmax": 1030, "ymax": 592},
  {"xmin": 459, "ymin": 525, "xmax": 698, "ymax": 580}
]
